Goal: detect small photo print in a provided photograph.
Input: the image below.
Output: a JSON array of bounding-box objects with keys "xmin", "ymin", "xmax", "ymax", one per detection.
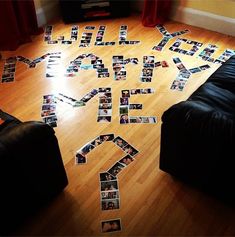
[
  {"xmin": 119, "ymin": 106, "xmax": 129, "ymax": 115},
  {"xmin": 154, "ymin": 61, "xmax": 161, "ymax": 67},
  {"xmin": 113, "ymin": 55, "xmax": 123, "ymax": 63},
  {"xmin": 140, "ymin": 116, "xmax": 157, "ymax": 124},
  {"xmin": 115, "ymin": 74, "xmax": 126, "ymax": 81},
  {"xmin": 100, "ymin": 134, "xmax": 115, "ymax": 142},
  {"xmin": 121, "ymin": 90, "xmax": 130, "ymax": 98},
  {"xmin": 178, "ymin": 69, "xmax": 191, "ymax": 77},
  {"xmin": 61, "ymin": 40, "xmax": 72, "ymax": 44},
  {"xmin": 79, "ymin": 143, "xmax": 95, "ymax": 156},
  {"xmin": 101, "ymin": 191, "xmax": 119, "ymax": 200},
  {"xmin": 43, "ymin": 94, "xmax": 55, "ymax": 100},
  {"xmin": 143, "ymin": 55, "xmax": 155, "ymax": 64},
  {"xmin": 142, "ymin": 68, "xmax": 153, "ymax": 77},
  {"xmin": 119, "ymin": 154, "xmax": 135, "ymax": 166},
  {"xmin": 120, "ymin": 97, "xmax": 129, "ymax": 106},
  {"xmin": 120, "ymin": 114, "xmax": 129, "ymax": 124},
  {"xmin": 101, "ymin": 199, "xmax": 120, "ymax": 211},
  {"xmin": 47, "ymin": 121, "xmax": 57, "ymax": 128},
  {"xmin": 100, "ymin": 172, "xmax": 116, "ymax": 182},
  {"xmin": 98, "ymin": 109, "xmax": 112, "ymax": 116},
  {"xmin": 42, "ymin": 115, "xmax": 57, "ymax": 124},
  {"xmin": 43, "ymin": 97, "xmax": 57, "ymax": 104},
  {"xmin": 140, "ymin": 88, "xmax": 154, "ymax": 94},
  {"xmin": 140, "ymin": 76, "xmax": 152, "ymax": 82},
  {"xmin": 99, "ymin": 103, "xmax": 112, "ymax": 109},
  {"xmin": 161, "ymin": 60, "xmax": 169, "ymax": 67},
  {"xmin": 113, "ymin": 136, "xmax": 128, "ymax": 148},
  {"xmin": 99, "ymin": 87, "xmax": 111, "ymax": 93},
  {"xmin": 101, "ymin": 218, "xmax": 122, "ymax": 233},
  {"xmin": 130, "ymin": 89, "xmax": 141, "ymax": 95},
  {"xmin": 107, "ymin": 162, "xmax": 125, "ymax": 177},
  {"xmin": 99, "ymin": 92, "xmax": 112, "ymax": 99},
  {"xmin": 113, "ymin": 63, "xmax": 123, "ymax": 72},
  {"xmin": 199, "ymin": 64, "xmax": 210, "ymax": 70},
  {"xmin": 129, "ymin": 104, "xmax": 142, "ymax": 110},
  {"xmin": 123, "ymin": 144, "xmax": 139, "ymax": 157},
  {"xmin": 170, "ymin": 79, "xmax": 186, "ymax": 91},
  {"xmin": 100, "ymin": 180, "xmax": 119, "ymax": 191},
  {"xmin": 99, "ymin": 98, "xmax": 112, "ymax": 104},
  {"xmin": 176, "ymin": 63, "xmax": 186, "ymax": 71},
  {"xmin": 97, "ymin": 116, "xmax": 111, "ymax": 123},
  {"xmin": 41, "ymin": 110, "xmax": 56, "ymax": 117},
  {"xmin": 91, "ymin": 136, "xmax": 103, "ymax": 147},
  {"xmin": 173, "ymin": 57, "xmax": 181, "ymax": 64},
  {"xmin": 75, "ymin": 153, "xmax": 87, "ymax": 164},
  {"xmin": 85, "ymin": 26, "xmax": 95, "ymax": 30},
  {"xmin": 42, "ymin": 104, "xmax": 56, "ymax": 111},
  {"xmin": 57, "ymin": 35, "xmax": 64, "ymax": 40}
]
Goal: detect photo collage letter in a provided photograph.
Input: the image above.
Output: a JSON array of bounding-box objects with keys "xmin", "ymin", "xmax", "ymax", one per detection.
[{"xmin": 119, "ymin": 88, "xmax": 157, "ymax": 124}]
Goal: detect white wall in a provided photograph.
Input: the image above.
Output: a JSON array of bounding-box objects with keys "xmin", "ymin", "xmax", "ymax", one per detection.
[{"xmin": 170, "ymin": 0, "xmax": 235, "ymax": 36}]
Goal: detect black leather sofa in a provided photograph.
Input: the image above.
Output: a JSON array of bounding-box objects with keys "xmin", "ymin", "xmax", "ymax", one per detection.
[
  {"xmin": 0, "ymin": 110, "xmax": 68, "ymax": 235},
  {"xmin": 160, "ymin": 55, "xmax": 235, "ymax": 201}
]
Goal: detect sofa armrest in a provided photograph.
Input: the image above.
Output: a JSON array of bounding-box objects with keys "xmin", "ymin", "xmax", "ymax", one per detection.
[
  {"xmin": 0, "ymin": 121, "xmax": 68, "ymax": 199},
  {"xmin": 0, "ymin": 121, "xmax": 68, "ymax": 233},
  {"xmin": 162, "ymin": 101, "xmax": 235, "ymax": 143},
  {"xmin": 160, "ymin": 101, "xmax": 235, "ymax": 191}
]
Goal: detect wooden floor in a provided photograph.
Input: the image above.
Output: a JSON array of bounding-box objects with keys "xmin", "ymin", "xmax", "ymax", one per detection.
[{"xmin": 1, "ymin": 14, "xmax": 235, "ymax": 236}]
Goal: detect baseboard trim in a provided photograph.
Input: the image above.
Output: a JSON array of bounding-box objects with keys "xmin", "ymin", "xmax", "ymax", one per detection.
[
  {"xmin": 36, "ymin": 1, "xmax": 60, "ymax": 27},
  {"xmin": 171, "ymin": 6, "xmax": 235, "ymax": 37}
]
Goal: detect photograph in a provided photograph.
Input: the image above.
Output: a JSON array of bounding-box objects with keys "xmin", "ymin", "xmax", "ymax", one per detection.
[
  {"xmin": 91, "ymin": 137, "xmax": 102, "ymax": 147},
  {"xmin": 99, "ymin": 98, "xmax": 112, "ymax": 103},
  {"xmin": 173, "ymin": 57, "xmax": 181, "ymax": 64},
  {"xmin": 75, "ymin": 153, "xmax": 86, "ymax": 164},
  {"xmin": 42, "ymin": 115, "xmax": 57, "ymax": 124},
  {"xmin": 107, "ymin": 162, "xmax": 125, "ymax": 177},
  {"xmin": 41, "ymin": 110, "xmax": 56, "ymax": 117},
  {"xmin": 98, "ymin": 109, "xmax": 112, "ymax": 116},
  {"xmin": 123, "ymin": 144, "xmax": 139, "ymax": 157},
  {"xmin": 99, "ymin": 103, "xmax": 112, "ymax": 109},
  {"xmin": 129, "ymin": 104, "xmax": 142, "ymax": 110},
  {"xmin": 130, "ymin": 89, "xmax": 141, "ymax": 95},
  {"xmin": 140, "ymin": 88, "xmax": 154, "ymax": 94},
  {"xmin": 189, "ymin": 67, "xmax": 201, "ymax": 73},
  {"xmin": 97, "ymin": 116, "xmax": 111, "ymax": 123},
  {"xmin": 119, "ymin": 154, "xmax": 135, "ymax": 166},
  {"xmin": 121, "ymin": 90, "xmax": 130, "ymax": 98},
  {"xmin": 99, "ymin": 87, "xmax": 111, "ymax": 93},
  {"xmin": 78, "ymin": 143, "xmax": 95, "ymax": 156},
  {"xmin": 170, "ymin": 79, "xmax": 187, "ymax": 91},
  {"xmin": 101, "ymin": 219, "xmax": 122, "ymax": 233},
  {"xmin": 101, "ymin": 191, "xmax": 119, "ymax": 200},
  {"xmin": 113, "ymin": 136, "xmax": 128, "ymax": 148},
  {"xmin": 129, "ymin": 116, "xmax": 143, "ymax": 123},
  {"xmin": 120, "ymin": 114, "xmax": 129, "ymax": 124},
  {"xmin": 101, "ymin": 199, "xmax": 120, "ymax": 211},
  {"xmin": 100, "ymin": 172, "xmax": 116, "ymax": 182},
  {"xmin": 119, "ymin": 106, "xmax": 129, "ymax": 115},
  {"xmin": 143, "ymin": 55, "xmax": 155, "ymax": 64},
  {"xmin": 120, "ymin": 97, "xmax": 129, "ymax": 105},
  {"xmin": 100, "ymin": 134, "xmax": 115, "ymax": 142},
  {"xmin": 100, "ymin": 180, "xmax": 118, "ymax": 191}
]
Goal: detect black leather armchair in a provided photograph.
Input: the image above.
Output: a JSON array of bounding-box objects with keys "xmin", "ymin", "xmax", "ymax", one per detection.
[
  {"xmin": 160, "ymin": 56, "xmax": 235, "ymax": 200},
  {"xmin": 0, "ymin": 110, "xmax": 68, "ymax": 234}
]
